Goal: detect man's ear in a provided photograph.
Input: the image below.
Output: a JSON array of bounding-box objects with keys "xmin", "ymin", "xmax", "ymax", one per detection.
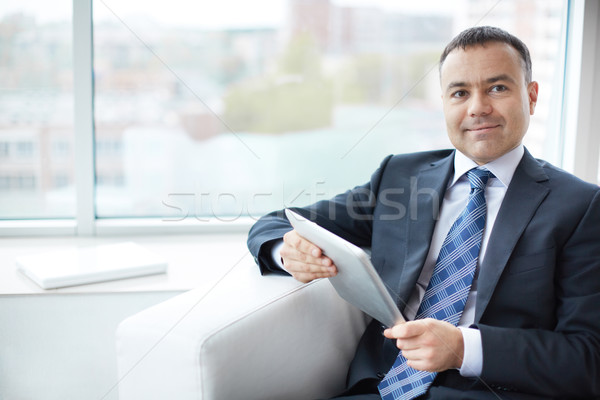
[{"xmin": 528, "ymin": 81, "xmax": 539, "ymax": 115}]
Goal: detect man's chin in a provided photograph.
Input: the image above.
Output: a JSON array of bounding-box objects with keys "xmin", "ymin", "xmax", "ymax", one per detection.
[{"xmin": 459, "ymin": 147, "xmax": 502, "ymax": 165}]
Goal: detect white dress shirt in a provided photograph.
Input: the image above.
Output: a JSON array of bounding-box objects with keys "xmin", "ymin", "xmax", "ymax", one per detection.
[
  {"xmin": 403, "ymin": 145, "xmax": 524, "ymax": 376},
  {"xmin": 272, "ymin": 145, "xmax": 525, "ymax": 377}
]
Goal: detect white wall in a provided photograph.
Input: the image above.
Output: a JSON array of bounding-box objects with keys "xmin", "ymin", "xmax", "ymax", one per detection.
[{"xmin": 0, "ymin": 291, "xmax": 180, "ymax": 400}]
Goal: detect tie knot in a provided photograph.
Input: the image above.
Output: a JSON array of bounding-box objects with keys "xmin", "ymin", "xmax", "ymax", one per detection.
[{"xmin": 466, "ymin": 168, "xmax": 494, "ymax": 191}]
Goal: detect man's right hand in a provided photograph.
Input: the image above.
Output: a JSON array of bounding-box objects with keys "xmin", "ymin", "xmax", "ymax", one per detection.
[{"xmin": 280, "ymin": 230, "xmax": 338, "ymax": 283}]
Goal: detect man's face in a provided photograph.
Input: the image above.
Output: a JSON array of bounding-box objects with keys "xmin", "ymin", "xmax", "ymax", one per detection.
[{"xmin": 440, "ymin": 42, "xmax": 539, "ymax": 165}]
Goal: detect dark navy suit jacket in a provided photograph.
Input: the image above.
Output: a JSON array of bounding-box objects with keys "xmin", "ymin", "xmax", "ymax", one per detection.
[{"xmin": 247, "ymin": 149, "xmax": 600, "ymax": 399}]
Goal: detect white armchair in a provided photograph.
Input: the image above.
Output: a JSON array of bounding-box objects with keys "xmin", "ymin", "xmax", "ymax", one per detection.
[{"xmin": 115, "ymin": 261, "xmax": 370, "ymax": 400}]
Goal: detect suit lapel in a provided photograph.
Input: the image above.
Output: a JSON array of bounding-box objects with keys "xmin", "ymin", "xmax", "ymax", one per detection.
[
  {"xmin": 396, "ymin": 152, "xmax": 455, "ymax": 305},
  {"xmin": 474, "ymin": 150, "xmax": 550, "ymax": 322}
]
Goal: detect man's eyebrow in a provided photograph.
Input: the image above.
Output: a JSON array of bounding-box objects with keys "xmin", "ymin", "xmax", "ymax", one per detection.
[
  {"xmin": 445, "ymin": 81, "xmax": 467, "ymax": 92},
  {"xmin": 486, "ymin": 74, "xmax": 517, "ymax": 84},
  {"xmin": 445, "ymin": 74, "xmax": 518, "ymax": 92}
]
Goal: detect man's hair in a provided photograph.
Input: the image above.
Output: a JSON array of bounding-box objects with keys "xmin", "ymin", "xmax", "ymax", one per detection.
[{"xmin": 439, "ymin": 26, "xmax": 532, "ymax": 83}]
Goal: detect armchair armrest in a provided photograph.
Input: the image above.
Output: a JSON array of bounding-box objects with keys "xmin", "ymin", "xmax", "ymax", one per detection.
[{"xmin": 116, "ymin": 261, "xmax": 370, "ymax": 400}]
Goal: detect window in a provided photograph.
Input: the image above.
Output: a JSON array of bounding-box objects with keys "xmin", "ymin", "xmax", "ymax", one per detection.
[
  {"xmin": 0, "ymin": 142, "xmax": 9, "ymax": 158},
  {"xmin": 51, "ymin": 140, "xmax": 71, "ymax": 160},
  {"xmin": 3, "ymin": 0, "xmax": 595, "ymax": 233},
  {"xmin": 92, "ymin": 0, "xmax": 567, "ymax": 221},
  {"xmin": 0, "ymin": 1, "xmax": 75, "ymax": 219}
]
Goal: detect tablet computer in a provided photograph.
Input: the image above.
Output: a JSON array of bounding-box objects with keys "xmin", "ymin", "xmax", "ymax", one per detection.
[{"xmin": 285, "ymin": 209, "xmax": 404, "ymax": 327}]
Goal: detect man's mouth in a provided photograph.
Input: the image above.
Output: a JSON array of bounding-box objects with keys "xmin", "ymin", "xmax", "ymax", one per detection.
[{"xmin": 466, "ymin": 124, "xmax": 500, "ymax": 133}]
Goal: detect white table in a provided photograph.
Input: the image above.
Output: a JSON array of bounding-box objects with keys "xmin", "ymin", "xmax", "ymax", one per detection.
[{"xmin": 0, "ymin": 233, "xmax": 251, "ymax": 400}]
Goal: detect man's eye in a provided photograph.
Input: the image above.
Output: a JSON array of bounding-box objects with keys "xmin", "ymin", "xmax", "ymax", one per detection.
[
  {"xmin": 452, "ymin": 90, "xmax": 467, "ymax": 98},
  {"xmin": 490, "ymin": 85, "xmax": 507, "ymax": 92}
]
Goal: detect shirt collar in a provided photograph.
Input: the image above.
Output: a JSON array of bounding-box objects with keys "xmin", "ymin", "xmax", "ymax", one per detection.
[{"xmin": 451, "ymin": 144, "xmax": 524, "ymax": 188}]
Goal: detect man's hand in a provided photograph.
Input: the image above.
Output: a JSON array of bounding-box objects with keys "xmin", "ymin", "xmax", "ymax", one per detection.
[
  {"xmin": 384, "ymin": 319, "xmax": 464, "ymax": 372},
  {"xmin": 280, "ymin": 230, "xmax": 337, "ymax": 283}
]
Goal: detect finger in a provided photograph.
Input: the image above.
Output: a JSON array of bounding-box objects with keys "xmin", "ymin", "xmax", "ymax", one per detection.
[
  {"xmin": 403, "ymin": 345, "xmax": 439, "ymax": 369},
  {"xmin": 285, "ymin": 258, "xmax": 337, "ymax": 283},
  {"xmin": 399, "ymin": 348, "xmax": 423, "ymax": 361},
  {"xmin": 280, "ymin": 246, "xmax": 337, "ymax": 282},
  {"xmin": 283, "ymin": 230, "xmax": 322, "ymax": 258},
  {"xmin": 290, "ymin": 269, "xmax": 338, "ymax": 284},
  {"xmin": 281, "ymin": 245, "xmax": 336, "ymax": 273},
  {"xmin": 405, "ymin": 358, "xmax": 430, "ymax": 372},
  {"xmin": 385, "ymin": 321, "xmax": 424, "ymax": 340},
  {"xmin": 282, "ymin": 256, "xmax": 336, "ymax": 276},
  {"xmin": 405, "ymin": 352, "xmax": 447, "ymax": 373},
  {"xmin": 281, "ymin": 237, "xmax": 332, "ymax": 267},
  {"xmin": 383, "ymin": 328, "xmax": 395, "ymax": 339},
  {"xmin": 282, "ymin": 232, "xmax": 336, "ymax": 271}
]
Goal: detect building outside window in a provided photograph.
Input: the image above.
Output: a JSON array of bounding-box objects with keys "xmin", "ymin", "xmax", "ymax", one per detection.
[
  {"xmin": 0, "ymin": 1, "xmax": 74, "ymax": 219},
  {"xmin": 0, "ymin": 0, "xmax": 572, "ymax": 225}
]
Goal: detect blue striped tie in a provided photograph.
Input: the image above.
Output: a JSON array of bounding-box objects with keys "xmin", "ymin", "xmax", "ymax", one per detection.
[{"xmin": 378, "ymin": 168, "xmax": 494, "ymax": 400}]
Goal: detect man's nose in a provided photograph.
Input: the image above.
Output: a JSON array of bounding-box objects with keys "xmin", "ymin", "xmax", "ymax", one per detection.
[{"xmin": 468, "ymin": 93, "xmax": 492, "ymax": 117}]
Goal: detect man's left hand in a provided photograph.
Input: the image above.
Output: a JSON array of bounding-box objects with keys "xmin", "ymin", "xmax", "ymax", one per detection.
[{"xmin": 384, "ymin": 319, "xmax": 464, "ymax": 372}]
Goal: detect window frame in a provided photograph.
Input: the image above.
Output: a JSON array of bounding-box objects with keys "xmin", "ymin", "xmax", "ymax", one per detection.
[
  {"xmin": 560, "ymin": 0, "xmax": 600, "ymax": 183},
  {"xmin": 0, "ymin": 0, "xmax": 598, "ymax": 237}
]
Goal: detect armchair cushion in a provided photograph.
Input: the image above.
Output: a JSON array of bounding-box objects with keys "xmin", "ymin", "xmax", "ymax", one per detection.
[{"xmin": 116, "ymin": 261, "xmax": 370, "ymax": 400}]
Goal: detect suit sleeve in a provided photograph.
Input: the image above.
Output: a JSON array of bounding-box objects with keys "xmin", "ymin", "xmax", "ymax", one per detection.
[
  {"xmin": 477, "ymin": 190, "xmax": 600, "ymax": 398},
  {"xmin": 247, "ymin": 155, "xmax": 394, "ymax": 275}
]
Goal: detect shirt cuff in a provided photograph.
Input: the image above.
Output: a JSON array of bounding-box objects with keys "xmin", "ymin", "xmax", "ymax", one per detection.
[
  {"xmin": 271, "ymin": 240, "xmax": 284, "ymax": 269},
  {"xmin": 458, "ymin": 327, "xmax": 483, "ymax": 377}
]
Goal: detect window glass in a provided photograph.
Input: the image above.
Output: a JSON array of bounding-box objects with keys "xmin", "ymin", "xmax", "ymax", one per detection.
[
  {"xmin": 93, "ymin": 0, "xmax": 566, "ymax": 220},
  {"xmin": 0, "ymin": 1, "xmax": 74, "ymax": 219}
]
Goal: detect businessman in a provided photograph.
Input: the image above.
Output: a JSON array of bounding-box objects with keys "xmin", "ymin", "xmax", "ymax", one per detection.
[{"xmin": 247, "ymin": 26, "xmax": 600, "ymax": 399}]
